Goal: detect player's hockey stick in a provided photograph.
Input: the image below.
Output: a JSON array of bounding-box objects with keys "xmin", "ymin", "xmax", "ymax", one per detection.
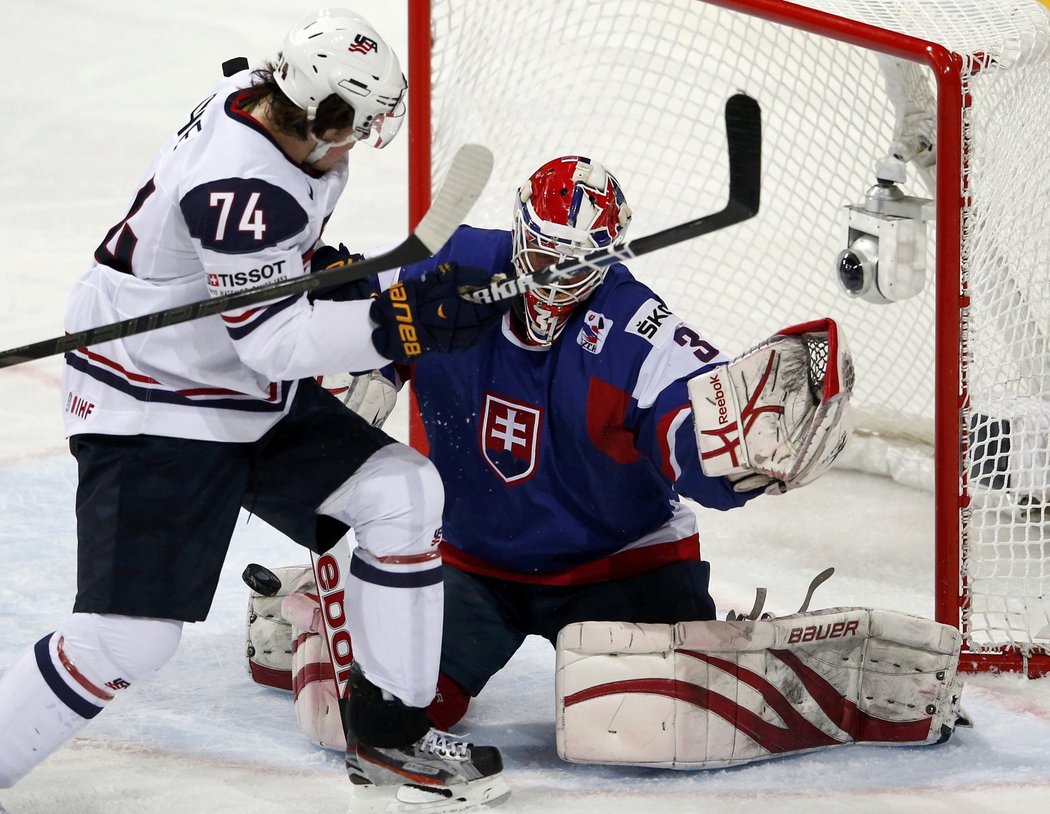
[
  {"xmin": 309, "ymin": 542, "xmax": 356, "ymax": 702},
  {"xmin": 468, "ymin": 93, "xmax": 761, "ymax": 305},
  {"xmin": 0, "ymin": 143, "xmax": 494, "ymax": 370}
]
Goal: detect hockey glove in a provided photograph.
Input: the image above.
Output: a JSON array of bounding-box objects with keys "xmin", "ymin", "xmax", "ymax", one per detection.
[
  {"xmin": 370, "ymin": 263, "xmax": 510, "ymax": 363},
  {"xmin": 317, "ymin": 367, "xmax": 398, "ymax": 428},
  {"xmin": 244, "ymin": 564, "xmax": 317, "ymax": 692},
  {"xmin": 688, "ymin": 318, "xmax": 854, "ymax": 494},
  {"xmin": 308, "ymin": 242, "xmax": 377, "ymax": 302}
]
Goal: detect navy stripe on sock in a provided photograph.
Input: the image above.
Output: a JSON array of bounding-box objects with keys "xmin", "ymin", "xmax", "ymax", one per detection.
[
  {"xmin": 34, "ymin": 634, "xmax": 104, "ymax": 720},
  {"xmin": 350, "ymin": 552, "xmax": 443, "ymax": 589}
]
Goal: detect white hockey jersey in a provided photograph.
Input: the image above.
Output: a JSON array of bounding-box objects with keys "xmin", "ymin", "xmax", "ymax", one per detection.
[{"xmin": 62, "ymin": 71, "xmax": 387, "ymax": 442}]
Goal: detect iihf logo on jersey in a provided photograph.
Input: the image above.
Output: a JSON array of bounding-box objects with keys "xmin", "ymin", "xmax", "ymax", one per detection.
[
  {"xmin": 481, "ymin": 392, "xmax": 543, "ymax": 484},
  {"xmin": 348, "ymin": 34, "xmax": 378, "ymax": 55},
  {"xmin": 577, "ymin": 310, "xmax": 612, "ymax": 354},
  {"xmin": 65, "ymin": 391, "xmax": 95, "ymax": 420}
]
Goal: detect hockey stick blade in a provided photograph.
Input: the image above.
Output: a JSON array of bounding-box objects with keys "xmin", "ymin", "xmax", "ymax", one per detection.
[
  {"xmin": 0, "ymin": 144, "xmax": 494, "ymax": 370},
  {"xmin": 469, "ymin": 93, "xmax": 761, "ymax": 305}
]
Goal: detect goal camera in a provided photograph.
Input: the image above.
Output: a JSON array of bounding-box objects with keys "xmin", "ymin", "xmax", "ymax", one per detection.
[{"xmin": 836, "ymin": 160, "xmax": 933, "ymax": 305}]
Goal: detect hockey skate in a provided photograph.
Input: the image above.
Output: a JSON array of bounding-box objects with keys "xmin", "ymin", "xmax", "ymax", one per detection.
[{"xmin": 348, "ymin": 728, "xmax": 510, "ymax": 813}]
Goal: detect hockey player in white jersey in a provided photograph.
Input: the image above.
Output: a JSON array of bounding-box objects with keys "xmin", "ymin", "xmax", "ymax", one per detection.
[{"xmin": 0, "ymin": 8, "xmax": 509, "ymax": 811}]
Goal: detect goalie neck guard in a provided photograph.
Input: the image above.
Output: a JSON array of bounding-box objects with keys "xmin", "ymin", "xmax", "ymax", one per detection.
[{"xmin": 512, "ymin": 156, "xmax": 632, "ymax": 346}]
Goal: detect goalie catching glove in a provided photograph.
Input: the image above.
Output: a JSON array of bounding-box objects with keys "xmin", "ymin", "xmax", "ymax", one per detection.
[
  {"xmin": 689, "ymin": 318, "xmax": 854, "ymax": 493},
  {"xmin": 370, "ymin": 263, "xmax": 510, "ymax": 363},
  {"xmin": 556, "ymin": 608, "xmax": 967, "ymax": 769}
]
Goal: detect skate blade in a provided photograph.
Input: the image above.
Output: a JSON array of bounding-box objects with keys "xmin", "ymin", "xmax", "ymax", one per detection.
[{"xmin": 347, "ymin": 774, "xmax": 511, "ymax": 813}]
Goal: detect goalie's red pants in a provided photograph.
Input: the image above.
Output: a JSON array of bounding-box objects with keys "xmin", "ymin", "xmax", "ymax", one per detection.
[{"xmin": 431, "ymin": 672, "xmax": 472, "ymax": 730}]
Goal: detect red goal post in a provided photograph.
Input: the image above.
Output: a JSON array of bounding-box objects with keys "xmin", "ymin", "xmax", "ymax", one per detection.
[{"xmin": 407, "ymin": 0, "xmax": 1050, "ymax": 677}]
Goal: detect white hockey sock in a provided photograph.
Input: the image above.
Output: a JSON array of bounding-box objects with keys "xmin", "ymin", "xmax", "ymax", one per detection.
[
  {"xmin": 347, "ymin": 549, "xmax": 444, "ymax": 709},
  {"xmin": 0, "ymin": 633, "xmax": 106, "ymax": 787},
  {"xmin": 0, "ymin": 614, "xmax": 182, "ymax": 787},
  {"xmin": 318, "ymin": 443, "xmax": 446, "ymax": 709}
]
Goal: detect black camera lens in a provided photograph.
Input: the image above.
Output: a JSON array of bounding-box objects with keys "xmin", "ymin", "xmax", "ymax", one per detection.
[{"xmin": 837, "ymin": 251, "xmax": 866, "ymax": 293}]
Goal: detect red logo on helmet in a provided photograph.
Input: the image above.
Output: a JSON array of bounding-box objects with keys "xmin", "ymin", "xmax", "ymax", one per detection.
[{"xmin": 348, "ymin": 35, "xmax": 378, "ymax": 55}]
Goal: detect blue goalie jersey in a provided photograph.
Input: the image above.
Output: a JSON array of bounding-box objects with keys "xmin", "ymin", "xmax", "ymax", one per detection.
[{"xmin": 401, "ymin": 226, "xmax": 758, "ymax": 585}]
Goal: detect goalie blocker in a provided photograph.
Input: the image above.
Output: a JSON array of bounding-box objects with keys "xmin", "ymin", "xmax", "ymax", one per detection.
[
  {"xmin": 689, "ymin": 318, "xmax": 854, "ymax": 493},
  {"xmin": 244, "ymin": 565, "xmax": 317, "ymax": 692},
  {"xmin": 556, "ymin": 608, "xmax": 966, "ymax": 769}
]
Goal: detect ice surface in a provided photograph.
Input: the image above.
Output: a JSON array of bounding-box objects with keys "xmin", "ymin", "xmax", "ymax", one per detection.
[{"xmin": 2, "ymin": 2, "xmax": 1050, "ymax": 812}]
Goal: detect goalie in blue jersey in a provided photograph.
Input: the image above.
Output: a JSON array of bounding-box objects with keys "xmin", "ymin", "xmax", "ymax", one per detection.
[
  {"xmin": 393, "ymin": 155, "xmax": 855, "ymax": 728},
  {"xmin": 252, "ymin": 155, "xmax": 967, "ymax": 773}
]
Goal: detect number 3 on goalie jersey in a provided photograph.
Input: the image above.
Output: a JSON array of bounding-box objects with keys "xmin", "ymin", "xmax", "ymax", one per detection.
[{"xmin": 674, "ymin": 325, "xmax": 720, "ymax": 363}]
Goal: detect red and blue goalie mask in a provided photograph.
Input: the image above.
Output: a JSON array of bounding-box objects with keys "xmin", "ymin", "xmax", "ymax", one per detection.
[{"xmin": 511, "ymin": 156, "xmax": 632, "ymax": 346}]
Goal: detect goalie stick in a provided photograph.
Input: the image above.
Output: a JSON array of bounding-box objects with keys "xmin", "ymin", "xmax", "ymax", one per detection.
[
  {"xmin": 468, "ymin": 93, "xmax": 762, "ymax": 305},
  {"xmin": 0, "ymin": 143, "xmax": 494, "ymax": 370}
]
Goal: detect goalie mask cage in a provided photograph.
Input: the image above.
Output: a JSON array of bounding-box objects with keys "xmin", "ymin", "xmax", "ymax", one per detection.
[{"xmin": 406, "ymin": 0, "xmax": 1050, "ymax": 677}]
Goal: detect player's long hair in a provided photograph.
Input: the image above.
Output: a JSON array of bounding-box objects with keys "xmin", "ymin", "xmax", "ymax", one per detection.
[{"xmin": 245, "ymin": 61, "xmax": 356, "ymax": 141}]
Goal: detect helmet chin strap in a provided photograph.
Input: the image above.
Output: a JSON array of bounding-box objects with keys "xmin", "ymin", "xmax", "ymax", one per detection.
[{"xmin": 304, "ymin": 130, "xmax": 359, "ymax": 165}]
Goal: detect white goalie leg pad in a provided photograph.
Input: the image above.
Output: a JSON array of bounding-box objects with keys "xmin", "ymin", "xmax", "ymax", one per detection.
[
  {"xmin": 688, "ymin": 318, "xmax": 855, "ymax": 492},
  {"xmin": 244, "ymin": 565, "xmax": 348, "ymax": 750},
  {"xmin": 244, "ymin": 565, "xmax": 316, "ymax": 691},
  {"xmin": 283, "ymin": 591, "xmax": 347, "ymax": 751},
  {"xmin": 555, "ymin": 608, "xmax": 965, "ymax": 769}
]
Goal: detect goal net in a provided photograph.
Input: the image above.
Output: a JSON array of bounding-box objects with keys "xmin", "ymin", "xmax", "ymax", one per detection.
[{"xmin": 407, "ymin": 0, "xmax": 1050, "ymax": 675}]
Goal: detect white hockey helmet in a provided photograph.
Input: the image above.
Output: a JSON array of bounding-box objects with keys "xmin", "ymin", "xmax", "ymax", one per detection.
[
  {"xmin": 512, "ymin": 156, "xmax": 632, "ymax": 345},
  {"xmin": 274, "ymin": 8, "xmax": 407, "ymax": 148}
]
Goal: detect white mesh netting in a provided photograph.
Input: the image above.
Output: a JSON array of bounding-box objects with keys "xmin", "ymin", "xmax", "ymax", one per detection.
[{"xmin": 418, "ymin": 0, "xmax": 1050, "ymax": 663}]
